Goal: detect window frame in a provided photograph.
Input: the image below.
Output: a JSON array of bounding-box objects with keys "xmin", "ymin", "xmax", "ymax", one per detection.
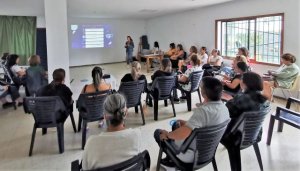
[{"xmin": 215, "ymin": 13, "xmax": 284, "ymax": 66}]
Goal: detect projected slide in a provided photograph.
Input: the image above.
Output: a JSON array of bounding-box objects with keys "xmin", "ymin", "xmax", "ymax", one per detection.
[{"xmin": 71, "ymin": 24, "xmax": 113, "ymax": 48}]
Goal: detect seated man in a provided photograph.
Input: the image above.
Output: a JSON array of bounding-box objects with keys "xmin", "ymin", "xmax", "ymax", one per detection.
[
  {"xmin": 37, "ymin": 68, "xmax": 73, "ymax": 123},
  {"xmin": 82, "ymin": 93, "xmax": 142, "ymax": 170},
  {"xmin": 154, "ymin": 77, "xmax": 230, "ymax": 167}
]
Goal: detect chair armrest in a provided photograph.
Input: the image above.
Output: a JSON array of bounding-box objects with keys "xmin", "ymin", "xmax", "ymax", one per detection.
[
  {"xmin": 71, "ymin": 160, "xmax": 81, "ymax": 171},
  {"xmin": 286, "ymin": 97, "xmax": 300, "ymax": 109},
  {"xmin": 163, "ymin": 140, "xmax": 181, "ymax": 155},
  {"xmin": 276, "ymin": 106, "xmax": 300, "ymax": 118}
]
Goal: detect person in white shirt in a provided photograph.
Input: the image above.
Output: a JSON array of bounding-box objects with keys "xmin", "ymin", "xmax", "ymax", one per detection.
[
  {"xmin": 7, "ymin": 54, "xmax": 26, "ymax": 78},
  {"xmin": 208, "ymin": 49, "xmax": 223, "ymax": 68},
  {"xmin": 198, "ymin": 46, "xmax": 208, "ymax": 67},
  {"xmin": 82, "ymin": 93, "xmax": 142, "ymax": 170}
]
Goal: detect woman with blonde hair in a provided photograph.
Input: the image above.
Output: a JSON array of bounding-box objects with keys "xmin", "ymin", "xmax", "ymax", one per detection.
[{"xmin": 121, "ymin": 61, "xmax": 147, "ymax": 89}]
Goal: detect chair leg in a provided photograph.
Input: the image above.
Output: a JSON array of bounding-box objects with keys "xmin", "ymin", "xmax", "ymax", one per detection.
[
  {"xmin": 277, "ymin": 121, "xmax": 284, "ymax": 132},
  {"xmin": 186, "ymin": 93, "xmax": 192, "ymax": 111},
  {"xmin": 170, "ymin": 97, "xmax": 176, "ymax": 117},
  {"xmin": 227, "ymin": 146, "xmax": 241, "ymax": 171},
  {"xmin": 156, "ymin": 147, "xmax": 163, "ymax": 171},
  {"xmin": 140, "ymin": 103, "xmax": 145, "ymax": 125},
  {"xmin": 197, "ymin": 89, "xmax": 202, "ymax": 103},
  {"xmin": 212, "ymin": 156, "xmax": 218, "ymax": 171},
  {"xmin": 82, "ymin": 120, "xmax": 87, "ymax": 150},
  {"xmin": 164, "ymin": 100, "xmax": 168, "ymax": 107},
  {"xmin": 57, "ymin": 124, "xmax": 64, "ymax": 154},
  {"xmin": 69, "ymin": 112, "xmax": 77, "ymax": 133},
  {"xmin": 253, "ymin": 143, "xmax": 263, "ymax": 171},
  {"xmin": 154, "ymin": 99, "xmax": 159, "ymax": 121},
  {"xmin": 78, "ymin": 115, "xmax": 82, "ymax": 132},
  {"xmin": 135, "ymin": 106, "xmax": 138, "ymax": 113},
  {"xmin": 266, "ymin": 116, "xmax": 275, "ymax": 145},
  {"xmin": 42, "ymin": 128, "xmax": 47, "ymax": 135},
  {"xmin": 29, "ymin": 125, "xmax": 37, "ymax": 156}
]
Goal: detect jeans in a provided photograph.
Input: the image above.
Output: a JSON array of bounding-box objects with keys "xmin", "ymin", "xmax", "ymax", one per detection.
[{"xmin": 126, "ymin": 51, "xmax": 133, "ymax": 64}]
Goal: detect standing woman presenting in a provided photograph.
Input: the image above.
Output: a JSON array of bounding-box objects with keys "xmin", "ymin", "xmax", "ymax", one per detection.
[{"xmin": 125, "ymin": 36, "xmax": 134, "ymax": 66}]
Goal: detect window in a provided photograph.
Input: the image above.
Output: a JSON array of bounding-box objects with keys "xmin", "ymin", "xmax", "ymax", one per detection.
[{"xmin": 216, "ymin": 13, "xmax": 284, "ymax": 65}]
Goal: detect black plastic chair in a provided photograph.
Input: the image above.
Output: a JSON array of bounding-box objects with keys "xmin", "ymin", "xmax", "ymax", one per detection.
[
  {"xmin": 77, "ymin": 90, "xmax": 110, "ymax": 149},
  {"xmin": 148, "ymin": 76, "xmax": 176, "ymax": 121},
  {"xmin": 156, "ymin": 120, "xmax": 230, "ymax": 171},
  {"xmin": 118, "ymin": 80, "xmax": 146, "ymax": 125},
  {"xmin": 71, "ymin": 150, "xmax": 151, "ymax": 171},
  {"xmin": 25, "ymin": 67, "xmax": 48, "ymax": 96},
  {"xmin": 221, "ymin": 110, "xmax": 270, "ymax": 171},
  {"xmin": 178, "ymin": 70, "xmax": 204, "ymax": 111},
  {"xmin": 24, "ymin": 96, "xmax": 66, "ymax": 156},
  {"xmin": 267, "ymin": 97, "xmax": 300, "ymax": 145}
]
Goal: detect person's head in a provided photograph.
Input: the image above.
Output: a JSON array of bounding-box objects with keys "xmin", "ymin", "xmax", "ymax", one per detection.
[
  {"xmin": 52, "ymin": 68, "xmax": 65, "ymax": 83},
  {"xmin": 104, "ymin": 93, "xmax": 127, "ymax": 129},
  {"xmin": 177, "ymin": 44, "xmax": 183, "ymax": 51},
  {"xmin": 241, "ymin": 72, "xmax": 263, "ymax": 92},
  {"xmin": 234, "ymin": 61, "xmax": 248, "ymax": 74},
  {"xmin": 92, "ymin": 66, "xmax": 103, "ymax": 87},
  {"xmin": 28, "ymin": 55, "xmax": 41, "ymax": 66},
  {"xmin": 281, "ymin": 53, "xmax": 296, "ymax": 65},
  {"xmin": 161, "ymin": 58, "xmax": 172, "ymax": 73},
  {"xmin": 127, "ymin": 36, "xmax": 132, "ymax": 42},
  {"xmin": 200, "ymin": 77, "xmax": 223, "ymax": 101},
  {"xmin": 7, "ymin": 54, "xmax": 20, "ymax": 67},
  {"xmin": 238, "ymin": 47, "xmax": 249, "ymax": 57},
  {"xmin": 154, "ymin": 41, "xmax": 159, "ymax": 48},
  {"xmin": 200, "ymin": 47, "xmax": 207, "ymax": 55},
  {"xmin": 211, "ymin": 49, "xmax": 220, "ymax": 56},
  {"xmin": 169, "ymin": 43, "xmax": 175, "ymax": 49},
  {"xmin": 189, "ymin": 46, "xmax": 197, "ymax": 54},
  {"xmin": 131, "ymin": 61, "xmax": 142, "ymax": 81},
  {"xmin": 1, "ymin": 53, "xmax": 9, "ymax": 60},
  {"xmin": 190, "ymin": 54, "xmax": 201, "ymax": 66}
]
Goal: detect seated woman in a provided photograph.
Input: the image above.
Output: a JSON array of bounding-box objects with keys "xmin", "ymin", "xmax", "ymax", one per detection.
[
  {"xmin": 81, "ymin": 66, "xmax": 111, "ymax": 127},
  {"xmin": 177, "ymin": 55, "xmax": 202, "ymax": 100},
  {"xmin": 222, "ymin": 72, "xmax": 270, "ymax": 170},
  {"xmin": 178, "ymin": 46, "xmax": 197, "ymax": 72},
  {"xmin": 238, "ymin": 47, "xmax": 250, "ymax": 64},
  {"xmin": 198, "ymin": 46, "xmax": 208, "ymax": 68},
  {"xmin": 7, "ymin": 54, "xmax": 26, "ymax": 86},
  {"xmin": 121, "ymin": 61, "xmax": 147, "ymax": 87},
  {"xmin": 0, "ymin": 84, "xmax": 22, "ymax": 109},
  {"xmin": 164, "ymin": 43, "xmax": 176, "ymax": 58},
  {"xmin": 222, "ymin": 61, "xmax": 248, "ymax": 95},
  {"xmin": 170, "ymin": 44, "xmax": 184, "ymax": 70},
  {"xmin": 82, "ymin": 93, "xmax": 142, "ymax": 170},
  {"xmin": 202, "ymin": 49, "xmax": 223, "ymax": 77},
  {"xmin": 26, "ymin": 55, "xmax": 48, "ymax": 96},
  {"xmin": 263, "ymin": 53, "xmax": 299, "ymax": 100},
  {"xmin": 146, "ymin": 58, "xmax": 174, "ymax": 106}
]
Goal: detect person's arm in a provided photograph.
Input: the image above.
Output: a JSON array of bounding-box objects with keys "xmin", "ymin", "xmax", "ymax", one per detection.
[
  {"xmin": 160, "ymin": 126, "xmax": 192, "ymax": 141},
  {"xmin": 226, "ymin": 97, "xmax": 241, "ymax": 118},
  {"xmin": 272, "ymin": 67, "xmax": 299, "ymax": 78},
  {"xmin": 223, "ymin": 78, "xmax": 241, "ymax": 89}
]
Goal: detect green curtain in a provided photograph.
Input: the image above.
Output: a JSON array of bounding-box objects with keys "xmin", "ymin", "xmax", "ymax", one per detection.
[{"xmin": 0, "ymin": 16, "xmax": 36, "ymax": 65}]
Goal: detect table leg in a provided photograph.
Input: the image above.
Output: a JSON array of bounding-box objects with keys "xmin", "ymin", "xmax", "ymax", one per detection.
[{"xmin": 147, "ymin": 57, "xmax": 150, "ymax": 73}]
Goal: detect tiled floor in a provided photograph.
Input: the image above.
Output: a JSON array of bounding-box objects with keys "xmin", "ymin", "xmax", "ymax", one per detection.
[{"xmin": 0, "ymin": 62, "xmax": 300, "ymax": 171}]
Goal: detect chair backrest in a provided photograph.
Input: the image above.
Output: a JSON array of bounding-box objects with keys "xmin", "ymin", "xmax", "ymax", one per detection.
[
  {"xmin": 290, "ymin": 74, "xmax": 300, "ymax": 91},
  {"xmin": 239, "ymin": 110, "xmax": 269, "ymax": 149},
  {"xmin": 26, "ymin": 68, "xmax": 48, "ymax": 96},
  {"xmin": 77, "ymin": 90, "xmax": 110, "ymax": 122},
  {"xmin": 180, "ymin": 120, "xmax": 230, "ymax": 169},
  {"xmin": 118, "ymin": 80, "xmax": 145, "ymax": 108},
  {"xmin": 189, "ymin": 70, "xmax": 204, "ymax": 92},
  {"xmin": 151, "ymin": 75, "xmax": 176, "ymax": 100},
  {"xmin": 24, "ymin": 96, "xmax": 65, "ymax": 126},
  {"xmin": 84, "ymin": 150, "xmax": 150, "ymax": 171}
]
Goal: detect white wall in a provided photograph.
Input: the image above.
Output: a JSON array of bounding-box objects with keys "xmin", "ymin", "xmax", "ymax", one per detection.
[
  {"xmin": 68, "ymin": 18, "xmax": 146, "ymax": 66},
  {"xmin": 146, "ymin": 0, "xmax": 300, "ymax": 68},
  {"xmin": 36, "ymin": 16, "xmax": 46, "ymax": 28}
]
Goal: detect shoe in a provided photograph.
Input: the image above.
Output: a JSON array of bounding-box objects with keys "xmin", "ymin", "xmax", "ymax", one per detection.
[
  {"xmin": 98, "ymin": 120, "xmax": 104, "ymax": 128},
  {"xmin": 2, "ymin": 102, "xmax": 14, "ymax": 109},
  {"xmin": 196, "ymin": 103, "xmax": 202, "ymax": 107},
  {"xmin": 146, "ymin": 101, "xmax": 153, "ymax": 107},
  {"xmin": 160, "ymin": 157, "xmax": 175, "ymax": 168},
  {"xmin": 180, "ymin": 96, "xmax": 187, "ymax": 100}
]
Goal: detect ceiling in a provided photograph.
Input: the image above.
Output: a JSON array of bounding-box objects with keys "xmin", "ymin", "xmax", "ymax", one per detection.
[{"xmin": 0, "ymin": 0, "xmax": 237, "ymax": 19}]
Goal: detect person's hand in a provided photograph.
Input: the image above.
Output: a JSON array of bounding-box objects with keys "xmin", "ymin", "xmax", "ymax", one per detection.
[{"xmin": 159, "ymin": 130, "xmax": 169, "ymax": 140}]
